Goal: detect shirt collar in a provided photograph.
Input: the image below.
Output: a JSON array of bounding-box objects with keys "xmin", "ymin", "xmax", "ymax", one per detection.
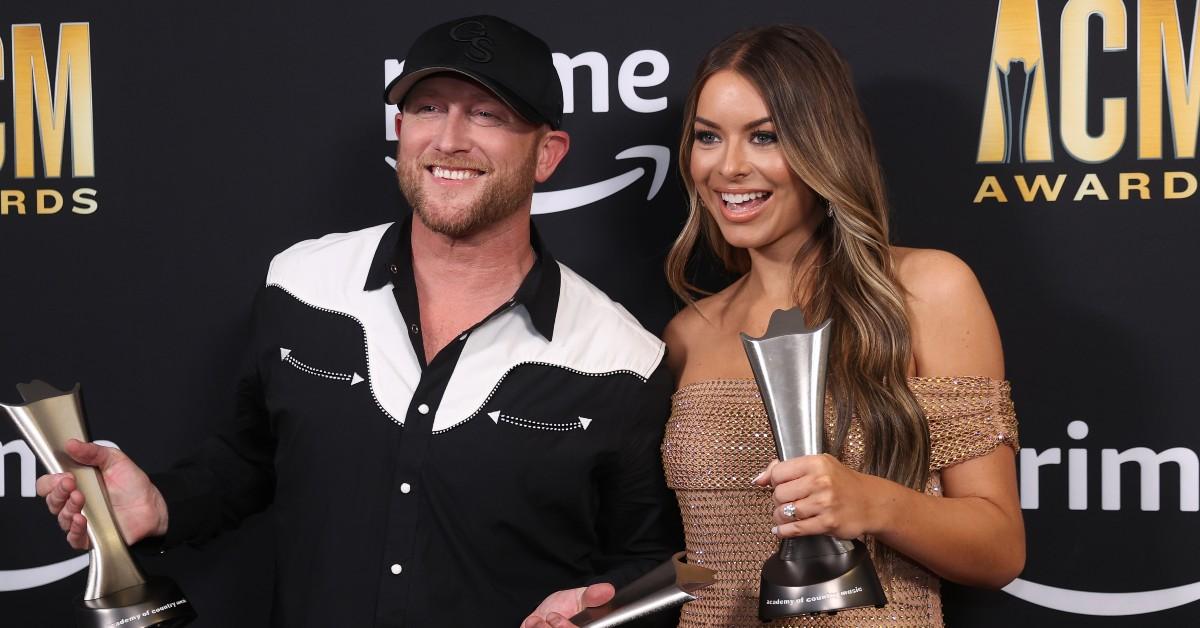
[{"xmin": 364, "ymin": 214, "xmax": 560, "ymax": 341}]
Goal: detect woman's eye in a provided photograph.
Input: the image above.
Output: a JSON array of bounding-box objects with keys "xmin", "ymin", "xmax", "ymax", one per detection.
[
  {"xmin": 695, "ymin": 130, "xmax": 719, "ymax": 145},
  {"xmin": 751, "ymin": 131, "xmax": 777, "ymax": 145}
]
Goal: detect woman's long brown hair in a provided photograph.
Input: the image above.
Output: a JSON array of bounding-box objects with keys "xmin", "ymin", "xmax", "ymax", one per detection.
[{"xmin": 666, "ymin": 25, "xmax": 930, "ymax": 490}]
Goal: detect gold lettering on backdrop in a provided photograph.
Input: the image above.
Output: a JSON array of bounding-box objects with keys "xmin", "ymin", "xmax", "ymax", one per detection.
[
  {"xmin": 978, "ymin": 0, "xmax": 1053, "ymax": 163},
  {"xmin": 1014, "ymin": 174, "xmax": 1067, "ymax": 201},
  {"xmin": 1, "ymin": 190, "xmax": 27, "ymax": 215},
  {"xmin": 12, "ymin": 23, "xmax": 94, "ymax": 179},
  {"xmin": 974, "ymin": 176, "xmax": 1010, "ymax": 203},
  {"xmin": 1061, "ymin": 0, "xmax": 1127, "ymax": 163},
  {"xmin": 1138, "ymin": 1, "xmax": 1200, "ymax": 159},
  {"xmin": 36, "ymin": 189, "xmax": 62, "ymax": 214},
  {"xmin": 72, "ymin": 188, "xmax": 97, "ymax": 214},
  {"xmin": 1073, "ymin": 173, "xmax": 1110, "ymax": 200},
  {"xmin": 1164, "ymin": 171, "xmax": 1198, "ymax": 198},
  {"xmin": 974, "ymin": 171, "xmax": 1200, "ymax": 202},
  {"xmin": 1119, "ymin": 172, "xmax": 1151, "ymax": 199}
]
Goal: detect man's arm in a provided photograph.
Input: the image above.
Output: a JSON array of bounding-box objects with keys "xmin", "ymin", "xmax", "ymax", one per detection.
[
  {"xmin": 149, "ymin": 287, "xmax": 277, "ymax": 548},
  {"xmin": 590, "ymin": 363, "xmax": 682, "ymax": 587},
  {"xmin": 522, "ymin": 362, "xmax": 683, "ymax": 628}
]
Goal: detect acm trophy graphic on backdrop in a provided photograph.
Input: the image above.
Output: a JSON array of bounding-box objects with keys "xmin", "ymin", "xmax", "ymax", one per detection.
[
  {"xmin": 741, "ymin": 308, "xmax": 886, "ymax": 621},
  {"xmin": 996, "ymin": 59, "xmax": 1038, "ymax": 164},
  {"xmin": 1, "ymin": 381, "xmax": 195, "ymax": 628}
]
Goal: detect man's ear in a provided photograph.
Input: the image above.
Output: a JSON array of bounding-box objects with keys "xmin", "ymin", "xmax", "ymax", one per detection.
[
  {"xmin": 394, "ymin": 112, "xmax": 403, "ymax": 138},
  {"xmin": 534, "ymin": 130, "xmax": 571, "ymax": 183}
]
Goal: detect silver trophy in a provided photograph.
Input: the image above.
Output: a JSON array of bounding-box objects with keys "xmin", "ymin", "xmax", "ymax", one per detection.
[
  {"xmin": 570, "ymin": 552, "xmax": 715, "ymax": 627},
  {"xmin": 2, "ymin": 381, "xmax": 195, "ymax": 628},
  {"xmin": 741, "ymin": 309, "xmax": 886, "ymax": 620}
]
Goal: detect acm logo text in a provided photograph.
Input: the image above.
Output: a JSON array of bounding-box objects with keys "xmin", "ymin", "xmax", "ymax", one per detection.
[
  {"xmin": 0, "ymin": 23, "xmax": 98, "ymax": 216},
  {"xmin": 974, "ymin": 0, "xmax": 1200, "ymax": 204}
]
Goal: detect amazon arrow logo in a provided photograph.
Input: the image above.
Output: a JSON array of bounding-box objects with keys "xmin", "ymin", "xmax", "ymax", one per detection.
[
  {"xmin": 0, "ymin": 554, "xmax": 89, "ymax": 592},
  {"xmin": 384, "ymin": 144, "xmax": 669, "ymax": 215},
  {"xmin": 1003, "ymin": 577, "xmax": 1200, "ymax": 616}
]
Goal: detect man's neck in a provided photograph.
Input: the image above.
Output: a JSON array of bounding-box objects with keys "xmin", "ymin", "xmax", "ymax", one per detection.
[
  {"xmin": 409, "ymin": 211, "xmax": 535, "ymax": 295},
  {"xmin": 409, "ymin": 210, "xmax": 536, "ymax": 361}
]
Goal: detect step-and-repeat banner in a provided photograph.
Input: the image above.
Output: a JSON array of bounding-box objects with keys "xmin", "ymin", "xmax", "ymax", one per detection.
[{"xmin": 2, "ymin": 1, "xmax": 1199, "ymax": 625}]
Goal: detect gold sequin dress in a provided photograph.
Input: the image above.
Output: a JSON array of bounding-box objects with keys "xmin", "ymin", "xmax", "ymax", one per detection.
[{"xmin": 661, "ymin": 377, "xmax": 1018, "ymax": 627}]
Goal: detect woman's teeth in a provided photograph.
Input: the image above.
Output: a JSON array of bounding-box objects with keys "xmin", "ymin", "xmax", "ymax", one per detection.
[{"xmin": 720, "ymin": 191, "xmax": 769, "ymax": 210}]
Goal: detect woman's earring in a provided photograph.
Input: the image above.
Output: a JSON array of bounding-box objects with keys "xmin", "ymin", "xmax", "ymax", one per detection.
[{"xmin": 825, "ymin": 198, "xmax": 835, "ymax": 218}]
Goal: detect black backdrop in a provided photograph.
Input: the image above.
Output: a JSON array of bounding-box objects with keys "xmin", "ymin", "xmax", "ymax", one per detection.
[{"xmin": 3, "ymin": 1, "xmax": 1200, "ymax": 625}]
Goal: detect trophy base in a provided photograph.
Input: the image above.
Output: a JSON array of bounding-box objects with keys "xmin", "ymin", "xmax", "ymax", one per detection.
[
  {"xmin": 77, "ymin": 576, "xmax": 196, "ymax": 628},
  {"xmin": 758, "ymin": 538, "xmax": 886, "ymax": 621}
]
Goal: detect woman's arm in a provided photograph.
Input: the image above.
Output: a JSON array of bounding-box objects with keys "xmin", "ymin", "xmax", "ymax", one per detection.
[{"xmin": 758, "ymin": 249, "xmax": 1024, "ymax": 588}]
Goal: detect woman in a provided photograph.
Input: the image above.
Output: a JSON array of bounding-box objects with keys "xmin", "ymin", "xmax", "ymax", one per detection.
[{"xmin": 660, "ymin": 26, "xmax": 1024, "ymax": 627}]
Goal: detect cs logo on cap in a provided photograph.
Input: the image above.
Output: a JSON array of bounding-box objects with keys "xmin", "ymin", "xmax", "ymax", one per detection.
[{"xmin": 449, "ymin": 20, "xmax": 494, "ymax": 63}]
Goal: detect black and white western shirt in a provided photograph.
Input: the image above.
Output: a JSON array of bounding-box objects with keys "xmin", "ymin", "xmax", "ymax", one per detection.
[{"xmin": 153, "ymin": 217, "xmax": 682, "ymax": 627}]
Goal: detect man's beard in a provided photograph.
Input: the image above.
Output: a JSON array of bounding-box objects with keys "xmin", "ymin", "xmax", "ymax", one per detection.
[{"xmin": 398, "ymin": 152, "xmax": 538, "ymax": 239}]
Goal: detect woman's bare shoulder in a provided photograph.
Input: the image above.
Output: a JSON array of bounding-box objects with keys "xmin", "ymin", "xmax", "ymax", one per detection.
[
  {"xmin": 891, "ymin": 246, "xmax": 1004, "ymax": 379},
  {"xmin": 663, "ymin": 286, "xmax": 740, "ymax": 376},
  {"xmin": 893, "ymin": 247, "xmax": 979, "ymax": 299}
]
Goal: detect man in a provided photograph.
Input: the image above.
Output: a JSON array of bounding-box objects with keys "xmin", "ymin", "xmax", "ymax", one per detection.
[{"xmin": 36, "ymin": 15, "xmax": 680, "ymax": 627}]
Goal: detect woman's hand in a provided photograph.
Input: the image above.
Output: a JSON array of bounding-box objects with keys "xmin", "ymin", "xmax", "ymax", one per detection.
[{"xmin": 753, "ymin": 454, "xmax": 896, "ymax": 540}]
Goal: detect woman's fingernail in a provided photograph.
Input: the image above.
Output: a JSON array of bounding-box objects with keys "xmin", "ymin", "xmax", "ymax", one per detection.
[
  {"xmin": 771, "ymin": 525, "xmax": 779, "ymax": 535},
  {"xmin": 752, "ymin": 470, "xmax": 767, "ymax": 484}
]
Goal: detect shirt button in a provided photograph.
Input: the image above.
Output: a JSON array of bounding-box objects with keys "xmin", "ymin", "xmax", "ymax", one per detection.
[
  {"xmin": 400, "ymin": 482, "xmax": 412, "ymax": 494},
  {"xmin": 390, "ymin": 563, "xmax": 403, "ymax": 575},
  {"xmin": 417, "ymin": 403, "xmax": 430, "ymax": 415},
  {"xmin": 389, "ymin": 264, "xmax": 398, "ymax": 274},
  {"xmin": 409, "ymin": 323, "xmax": 419, "ymax": 335},
  {"xmin": 459, "ymin": 333, "xmax": 468, "ymax": 342}
]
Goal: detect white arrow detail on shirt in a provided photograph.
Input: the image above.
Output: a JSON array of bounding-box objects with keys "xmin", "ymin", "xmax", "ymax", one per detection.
[
  {"xmin": 279, "ymin": 347, "xmax": 364, "ymax": 386},
  {"xmin": 487, "ymin": 411, "xmax": 589, "ymax": 432}
]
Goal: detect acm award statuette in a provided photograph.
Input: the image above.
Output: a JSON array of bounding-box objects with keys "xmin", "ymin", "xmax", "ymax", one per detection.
[
  {"xmin": 741, "ymin": 309, "xmax": 886, "ymax": 621},
  {"xmin": 2, "ymin": 380, "xmax": 195, "ymax": 628},
  {"xmin": 570, "ymin": 552, "xmax": 715, "ymax": 628}
]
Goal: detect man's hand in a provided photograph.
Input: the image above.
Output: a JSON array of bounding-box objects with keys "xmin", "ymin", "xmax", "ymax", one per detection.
[
  {"xmin": 34, "ymin": 439, "xmax": 168, "ymax": 549},
  {"xmin": 520, "ymin": 582, "xmax": 615, "ymax": 628}
]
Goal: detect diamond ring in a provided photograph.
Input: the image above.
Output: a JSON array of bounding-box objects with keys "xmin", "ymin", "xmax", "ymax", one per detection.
[{"xmin": 781, "ymin": 502, "xmax": 797, "ymax": 520}]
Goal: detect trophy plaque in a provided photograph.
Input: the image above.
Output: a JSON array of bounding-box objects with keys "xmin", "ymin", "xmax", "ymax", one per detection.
[
  {"xmin": 570, "ymin": 552, "xmax": 715, "ymax": 628},
  {"xmin": 741, "ymin": 309, "xmax": 886, "ymax": 620},
  {"xmin": 1, "ymin": 380, "xmax": 195, "ymax": 628}
]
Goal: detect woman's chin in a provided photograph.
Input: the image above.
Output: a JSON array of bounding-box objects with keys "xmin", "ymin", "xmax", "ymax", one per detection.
[{"xmin": 716, "ymin": 225, "xmax": 771, "ymax": 251}]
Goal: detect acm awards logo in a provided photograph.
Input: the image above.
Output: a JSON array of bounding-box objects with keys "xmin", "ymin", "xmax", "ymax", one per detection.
[
  {"xmin": 973, "ymin": 0, "xmax": 1199, "ymax": 204},
  {"xmin": 0, "ymin": 23, "xmax": 98, "ymax": 216}
]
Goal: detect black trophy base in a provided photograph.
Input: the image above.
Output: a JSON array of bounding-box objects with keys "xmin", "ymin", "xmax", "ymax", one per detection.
[
  {"xmin": 758, "ymin": 537, "xmax": 886, "ymax": 621},
  {"xmin": 77, "ymin": 576, "xmax": 196, "ymax": 628}
]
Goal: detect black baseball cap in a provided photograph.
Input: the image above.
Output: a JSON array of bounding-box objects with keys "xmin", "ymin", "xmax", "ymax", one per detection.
[{"xmin": 384, "ymin": 15, "xmax": 563, "ymax": 129}]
